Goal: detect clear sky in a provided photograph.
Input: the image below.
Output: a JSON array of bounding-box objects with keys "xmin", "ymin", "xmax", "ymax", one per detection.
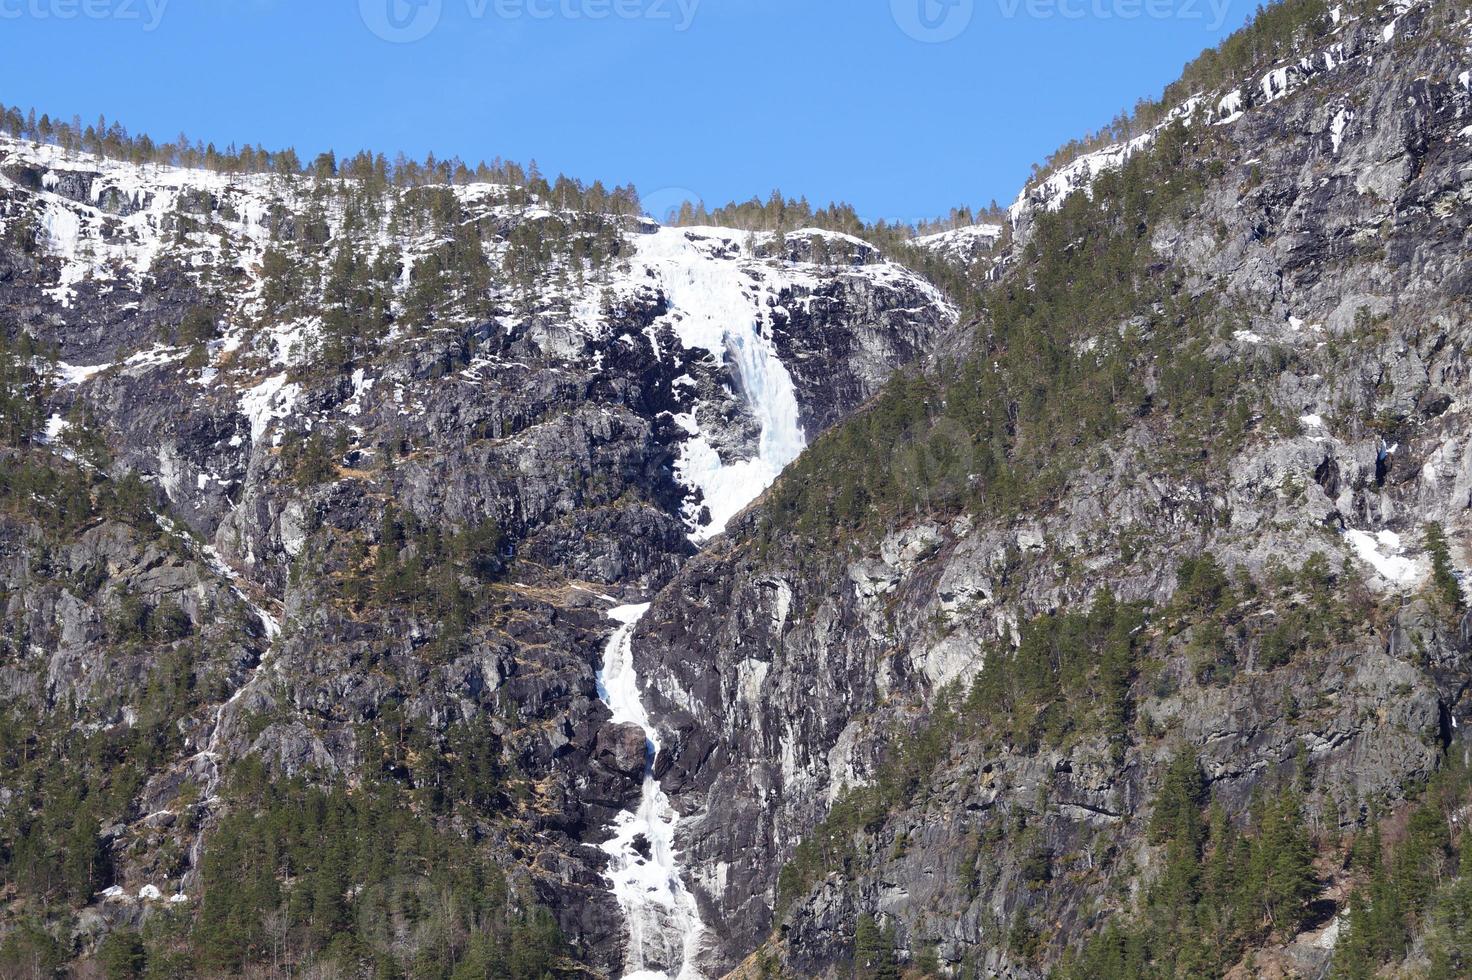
[{"xmin": 0, "ymin": 0, "xmax": 1247, "ymax": 223}]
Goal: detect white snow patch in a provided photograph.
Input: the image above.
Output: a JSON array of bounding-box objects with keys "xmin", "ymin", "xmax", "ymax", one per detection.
[
  {"xmin": 54, "ymin": 361, "xmax": 112, "ymax": 385},
  {"xmin": 1331, "ymin": 108, "xmax": 1354, "ymax": 153},
  {"xmin": 44, "ymin": 414, "xmax": 70, "ymax": 444},
  {"xmin": 1234, "ymin": 330, "xmax": 1265, "ymax": 344},
  {"xmin": 138, "ymin": 884, "xmax": 163, "ymax": 901},
  {"xmin": 239, "ymin": 373, "xmax": 301, "ymax": 445},
  {"xmin": 1345, "ymin": 529, "xmax": 1426, "ymax": 588}
]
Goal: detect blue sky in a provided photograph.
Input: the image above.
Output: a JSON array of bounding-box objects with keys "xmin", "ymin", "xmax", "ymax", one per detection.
[{"xmin": 0, "ymin": 0, "xmax": 1245, "ymax": 222}]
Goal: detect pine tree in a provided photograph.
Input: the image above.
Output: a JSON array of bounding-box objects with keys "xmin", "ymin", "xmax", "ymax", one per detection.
[
  {"xmin": 1424, "ymin": 523, "xmax": 1463, "ymax": 613},
  {"xmin": 98, "ymin": 931, "xmax": 146, "ymax": 980},
  {"xmin": 1150, "ymin": 750, "xmax": 1206, "ymax": 846},
  {"xmin": 1252, "ymin": 792, "xmax": 1317, "ymax": 934},
  {"xmin": 854, "ymin": 914, "xmax": 899, "ymax": 980}
]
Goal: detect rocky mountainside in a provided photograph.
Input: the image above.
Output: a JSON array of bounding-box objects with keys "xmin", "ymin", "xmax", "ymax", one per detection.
[
  {"xmin": 0, "ymin": 129, "xmax": 955, "ymax": 977},
  {"xmin": 4, "ymin": 0, "xmax": 1472, "ymax": 977},
  {"xmin": 626, "ymin": 0, "xmax": 1472, "ymax": 977}
]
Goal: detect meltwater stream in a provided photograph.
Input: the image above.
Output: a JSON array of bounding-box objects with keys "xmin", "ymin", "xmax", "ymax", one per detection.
[{"xmin": 597, "ymin": 604, "xmax": 708, "ymax": 980}]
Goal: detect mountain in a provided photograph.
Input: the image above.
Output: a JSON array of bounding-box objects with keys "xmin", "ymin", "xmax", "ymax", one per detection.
[
  {"xmin": 2, "ymin": 0, "xmax": 1472, "ymax": 977},
  {"xmin": 629, "ymin": 0, "xmax": 1472, "ymax": 976},
  {"xmin": 0, "ymin": 129, "xmax": 954, "ymax": 976}
]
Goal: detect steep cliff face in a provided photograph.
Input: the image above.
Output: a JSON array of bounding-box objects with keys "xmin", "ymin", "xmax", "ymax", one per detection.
[
  {"xmin": 631, "ymin": 1, "xmax": 1472, "ymax": 975},
  {"xmin": 0, "ymin": 135, "xmax": 956, "ymax": 973}
]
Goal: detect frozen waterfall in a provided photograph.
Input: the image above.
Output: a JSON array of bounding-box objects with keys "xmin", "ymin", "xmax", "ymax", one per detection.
[
  {"xmin": 637, "ymin": 227, "xmax": 809, "ymax": 541},
  {"xmin": 597, "ymin": 603, "xmax": 709, "ymax": 980},
  {"xmin": 596, "ymin": 226, "xmax": 816, "ymax": 978}
]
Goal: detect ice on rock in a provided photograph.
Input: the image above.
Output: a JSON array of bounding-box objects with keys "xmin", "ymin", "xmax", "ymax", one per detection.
[
  {"xmin": 1216, "ymin": 90, "xmax": 1245, "ymax": 125},
  {"xmin": 596, "ymin": 604, "xmax": 709, "ymax": 980},
  {"xmin": 1262, "ymin": 67, "xmax": 1292, "ymax": 102},
  {"xmin": 635, "ymin": 228, "xmax": 809, "ymax": 541},
  {"xmin": 239, "ymin": 373, "xmax": 302, "ymax": 446}
]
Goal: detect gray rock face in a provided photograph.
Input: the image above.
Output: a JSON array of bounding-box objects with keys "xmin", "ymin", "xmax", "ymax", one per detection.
[
  {"xmin": 597, "ymin": 723, "xmax": 652, "ymax": 780},
  {"xmin": 627, "ymin": 3, "xmax": 1472, "ymax": 975}
]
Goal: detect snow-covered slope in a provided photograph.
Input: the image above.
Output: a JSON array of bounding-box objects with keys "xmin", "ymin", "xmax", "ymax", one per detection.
[
  {"xmin": 0, "ymin": 134, "xmax": 956, "ymax": 547},
  {"xmin": 909, "ymin": 223, "xmax": 1003, "ymax": 264}
]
